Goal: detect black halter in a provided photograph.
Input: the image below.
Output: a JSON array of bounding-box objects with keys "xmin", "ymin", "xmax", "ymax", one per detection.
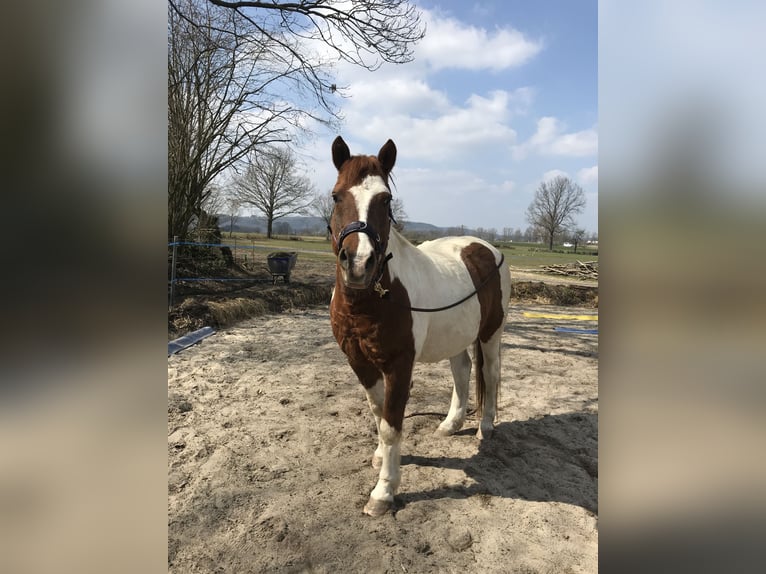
[
  {"xmin": 331, "ymin": 220, "xmax": 384, "ymax": 255},
  {"xmin": 328, "ymin": 201, "xmax": 396, "ymax": 255},
  {"xmin": 328, "ymin": 218, "xmax": 393, "ymax": 296}
]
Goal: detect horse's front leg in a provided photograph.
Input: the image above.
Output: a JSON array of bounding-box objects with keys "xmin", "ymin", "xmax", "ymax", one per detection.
[
  {"xmin": 364, "ymin": 360, "xmax": 412, "ymax": 517},
  {"xmin": 363, "ymin": 378, "xmax": 385, "ymax": 469},
  {"xmin": 349, "ymin": 360, "xmax": 385, "ymax": 469}
]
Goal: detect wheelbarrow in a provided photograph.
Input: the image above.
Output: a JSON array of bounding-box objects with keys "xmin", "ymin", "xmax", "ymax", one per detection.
[{"xmin": 266, "ymin": 251, "xmax": 298, "ymax": 284}]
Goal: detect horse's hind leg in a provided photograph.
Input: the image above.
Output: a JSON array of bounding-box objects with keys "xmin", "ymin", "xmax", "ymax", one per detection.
[
  {"xmin": 436, "ymin": 349, "xmax": 472, "ymax": 436},
  {"xmin": 477, "ymin": 329, "xmax": 502, "ymax": 440}
]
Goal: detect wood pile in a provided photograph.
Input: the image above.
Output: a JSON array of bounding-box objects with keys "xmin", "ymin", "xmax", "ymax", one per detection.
[{"xmin": 541, "ymin": 260, "xmax": 598, "ymax": 280}]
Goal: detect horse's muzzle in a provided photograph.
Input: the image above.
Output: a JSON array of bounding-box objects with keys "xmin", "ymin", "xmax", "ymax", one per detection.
[{"xmin": 338, "ymin": 248, "xmax": 377, "ymax": 289}]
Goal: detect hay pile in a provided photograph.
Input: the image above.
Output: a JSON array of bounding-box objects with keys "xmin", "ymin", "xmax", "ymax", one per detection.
[
  {"xmin": 168, "ymin": 284, "xmax": 332, "ymax": 339},
  {"xmin": 511, "ymin": 281, "xmax": 598, "ymax": 307}
]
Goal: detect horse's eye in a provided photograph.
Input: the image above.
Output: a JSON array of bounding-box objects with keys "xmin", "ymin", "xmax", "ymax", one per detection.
[
  {"xmin": 332, "ymin": 194, "xmax": 340, "ymax": 203},
  {"xmin": 383, "ymin": 195, "xmax": 391, "ymax": 205}
]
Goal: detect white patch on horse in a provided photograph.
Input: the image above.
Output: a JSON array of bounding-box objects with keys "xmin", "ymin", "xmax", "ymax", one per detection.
[
  {"xmin": 367, "ymin": 419, "xmax": 401, "ymax": 505},
  {"xmin": 387, "ymin": 233, "xmax": 501, "ymax": 363},
  {"xmin": 346, "ymin": 175, "xmax": 388, "ymax": 276},
  {"xmin": 364, "ymin": 379, "xmax": 385, "ymax": 469}
]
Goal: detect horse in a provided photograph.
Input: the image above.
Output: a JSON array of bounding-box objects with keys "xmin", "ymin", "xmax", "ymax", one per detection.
[{"xmin": 328, "ymin": 136, "xmax": 512, "ymax": 516}]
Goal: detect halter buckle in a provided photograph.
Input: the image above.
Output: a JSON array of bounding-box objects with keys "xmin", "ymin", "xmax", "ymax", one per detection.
[{"xmin": 373, "ymin": 281, "xmax": 389, "ymax": 298}]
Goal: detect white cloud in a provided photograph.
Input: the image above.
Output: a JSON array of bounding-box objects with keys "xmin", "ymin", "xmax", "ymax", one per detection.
[
  {"xmin": 577, "ymin": 165, "xmax": 599, "ymax": 185},
  {"xmin": 513, "ymin": 117, "xmax": 598, "ymax": 159},
  {"xmin": 313, "ymin": 9, "xmax": 541, "ymax": 165},
  {"xmin": 340, "ymin": 89, "xmax": 520, "ymax": 163},
  {"xmin": 393, "ymin": 167, "xmax": 521, "ymax": 229},
  {"xmin": 417, "ymin": 11, "xmax": 543, "ymax": 71},
  {"xmin": 344, "ymin": 77, "xmax": 451, "ymax": 117},
  {"xmin": 294, "ymin": 7, "xmax": 595, "ymax": 231},
  {"xmin": 542, "ymin": 169, "xmax": 569, "ymax": 182}
]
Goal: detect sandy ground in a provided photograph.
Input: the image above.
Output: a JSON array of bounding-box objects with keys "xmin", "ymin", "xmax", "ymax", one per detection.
[{"xmin": 168, "ymin": 302, "xmax": 598, "ymax": 573}]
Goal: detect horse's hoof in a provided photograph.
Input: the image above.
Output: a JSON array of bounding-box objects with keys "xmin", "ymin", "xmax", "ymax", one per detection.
[
  {"xmin": 435, "ymin": 420, "xmax": 462, "ymax": 436},
  {"xmin": 363, "ymin": 497, "xmax": 392, "ymax": 517},
  {"xmin": 371, "ymin": 454, "xmax": 383, "ymax": 469},
  {"xmin": 477, "ymin": 425, "xmax": 494, "ymax": 440}
]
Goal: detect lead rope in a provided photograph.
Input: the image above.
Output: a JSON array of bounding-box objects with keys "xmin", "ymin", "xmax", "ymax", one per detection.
[{"xmin": 374, "ymin": 253, "xmax": 505, "ymax": 312}]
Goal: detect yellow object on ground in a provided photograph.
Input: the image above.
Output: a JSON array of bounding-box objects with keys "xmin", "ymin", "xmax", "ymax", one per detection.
[{"xmin": 522, "ymin": 312, "xmax": 598, "ymax": 321}]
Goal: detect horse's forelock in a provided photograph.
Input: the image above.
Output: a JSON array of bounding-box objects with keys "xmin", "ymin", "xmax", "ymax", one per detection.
[{"xmin": 334, "ymin": 155, "xmax": 388, "ymax": 195}]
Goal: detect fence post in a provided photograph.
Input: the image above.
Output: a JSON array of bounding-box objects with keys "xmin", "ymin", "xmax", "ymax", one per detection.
[{"xmin": 169, "ymin": 235, "xmax": 178, "ymax": 310}]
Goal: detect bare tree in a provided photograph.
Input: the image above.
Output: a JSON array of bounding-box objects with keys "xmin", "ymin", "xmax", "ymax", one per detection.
[
  {"xmin": 390, "ymin": 196, "xmax": 407, "ymax": 232},
  {"xmin": 571, "ymin": 228, "xmax": 586, "ymax": 253},
  {"xmin": 204, "ymin": 0, "xmax": 425, "ymax": 71},
  {"xmin": 224, "ymin": 193, "xmax": 242, "ymax": 237},
  {"xmin": 310, "ymin": 191, "xmax": 335, "ymax": 239},
  {"xmin": 168, "ymin": 0, "xmax": 300, "ymax": 239},
  {"xmin": 201, "ymin": 183, "xmax": 225, "ymax": 220},
  {"xmin": 233, "ymin": 146, "xmax": 315, "ymax": 238},
  {"xmin": 526, "ymin": 176, "xmax": 586, "ymax": 251},
  {"xmin": 168, "ymin": 0, "xmax": 424, "ymax": 240}
]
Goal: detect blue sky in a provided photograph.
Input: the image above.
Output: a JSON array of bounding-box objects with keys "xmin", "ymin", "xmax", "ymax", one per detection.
[{"xmin": 302, "ymin": 0, "xmax": 598, "ymax": 233}]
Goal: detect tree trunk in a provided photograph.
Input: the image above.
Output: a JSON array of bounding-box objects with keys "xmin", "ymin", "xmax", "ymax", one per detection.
[
  {"xmin": 548, "ymin": 234, "xmax": 554, "ymax": 251},
  {"xmin": 267, "ymin": 217, "xmax": 273, "ymax": 239}
]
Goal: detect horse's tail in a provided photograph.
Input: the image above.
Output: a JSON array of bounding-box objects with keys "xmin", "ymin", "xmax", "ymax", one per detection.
[{"xmin": 474, "ymin": 339, "xmax": 486, "ymax": 420}]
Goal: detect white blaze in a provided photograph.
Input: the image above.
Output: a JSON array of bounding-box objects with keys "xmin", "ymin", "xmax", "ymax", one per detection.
[{"xmin": 346, "ymin": 175, "xmax": 388, "ymax": 275}]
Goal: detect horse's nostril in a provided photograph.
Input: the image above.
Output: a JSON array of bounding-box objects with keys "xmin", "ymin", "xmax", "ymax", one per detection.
[
  {"xmin": 339, "ymin": 248, "xmax": 348, "ymax": 262},
  {"xmin": 365, "ymin": 256, "xmax": 375, "ymax": 272}
]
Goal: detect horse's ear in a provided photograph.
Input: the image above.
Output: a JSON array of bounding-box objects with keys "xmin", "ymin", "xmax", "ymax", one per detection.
[
  {"xmin": 378, "ymin": 139, "xmax": 397, "ymax": 174},
  {"xmin": 332, "ymin": 136, "xmax": 351, "ymax": 171}
]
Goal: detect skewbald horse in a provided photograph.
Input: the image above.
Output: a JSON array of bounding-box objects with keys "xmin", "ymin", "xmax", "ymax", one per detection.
[{"xmin": 328, "ymin": 137, "xmax": 511, "ymax": 516}]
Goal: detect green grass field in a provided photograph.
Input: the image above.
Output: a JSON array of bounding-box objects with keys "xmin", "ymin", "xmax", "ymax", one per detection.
[
  {"xmin": 219, "ymin": 232, "xmax": 598, "ymax": 269},
  {"xmin": 497, "ymin": 243, "xmax": 598, "ymax": 268},
  {"xmin": 219, "ymin": 232, "xmax": 335, "ymax": 262}
]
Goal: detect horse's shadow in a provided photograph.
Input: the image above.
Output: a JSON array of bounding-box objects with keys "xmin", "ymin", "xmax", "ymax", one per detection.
[{"xmin": 399, "ymin": 412, "xmax": 598, "ymax": 514}]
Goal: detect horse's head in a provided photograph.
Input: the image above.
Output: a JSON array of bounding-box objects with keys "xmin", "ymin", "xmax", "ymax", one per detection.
[{"xmin": 329, "ymin": 136, "xmax": 397, "ymax": 290}]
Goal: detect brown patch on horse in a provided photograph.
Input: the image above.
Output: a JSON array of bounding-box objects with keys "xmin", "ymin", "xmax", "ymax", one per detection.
[
  {"xmin": 460, "ymin": 243, "xmax": 504, "ymax": 343},
  {"xmin": 330, "ymin": 270, "xmax": 415, "ymax": 431},
  {"xmin": 461, "ymin": 242, "xmax": 504, "ymax": 419},
  {"xmin": 333, "ymin": 155, "xmax": 389, "ymax": 194},
  {"xmin": 474, "ymin": 339, "xmax": 486, "ymax": 415},
  {"xmin": 331, "ymin": 136, "xmax": 395, "ymax": 193}
]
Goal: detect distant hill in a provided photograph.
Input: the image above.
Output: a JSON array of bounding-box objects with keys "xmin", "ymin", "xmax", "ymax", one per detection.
[{"xmin": 216, "ymin": 215, "xmax": 455, "ymax": 236}]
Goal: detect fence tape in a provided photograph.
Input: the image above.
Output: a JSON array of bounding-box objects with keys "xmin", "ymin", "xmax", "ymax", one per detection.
[{"xmin": 553, "ymin": 327, "xmax": 598, "ymax": 335}]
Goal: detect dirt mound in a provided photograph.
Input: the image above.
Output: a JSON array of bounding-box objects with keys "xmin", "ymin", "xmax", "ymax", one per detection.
[{"xmin": 168, "ymin": 283, "xmax": 332, "ymax": 340}]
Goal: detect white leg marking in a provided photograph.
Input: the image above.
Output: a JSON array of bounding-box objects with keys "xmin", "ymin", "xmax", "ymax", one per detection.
[
  {"xmin": 437, "ymin": 350, "xmax": 472, "ymax": 436},
  {"xmin": 364, "ymin": 419, "xmax": 401, "ymax": 516},
  {"xmin": 364, "ymin": 379, "xmax": 384, "ymax": 468}
]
